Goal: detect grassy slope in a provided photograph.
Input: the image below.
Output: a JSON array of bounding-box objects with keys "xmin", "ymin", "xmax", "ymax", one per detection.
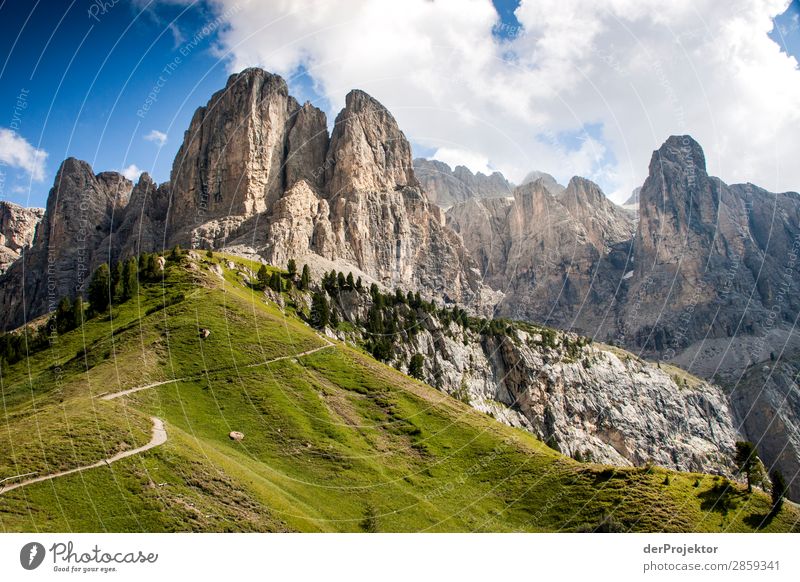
[{"xmin": 0, "ymin": 254, "xmax": 797, "ymax": 533}]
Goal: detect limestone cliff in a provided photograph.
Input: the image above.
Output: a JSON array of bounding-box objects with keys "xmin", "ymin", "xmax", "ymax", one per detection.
[
  {"xmin": 0, "ymin": 159, "xmax": 131, "ymax": 329},
  {"xmin": 0, "ymin": 201, "xmax": 44, "ymax": 274}
]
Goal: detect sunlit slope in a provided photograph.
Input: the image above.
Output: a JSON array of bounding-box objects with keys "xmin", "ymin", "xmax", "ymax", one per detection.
[{"xmin": 0, "ymin": 254, "xmax": 796, "ymax": 532}]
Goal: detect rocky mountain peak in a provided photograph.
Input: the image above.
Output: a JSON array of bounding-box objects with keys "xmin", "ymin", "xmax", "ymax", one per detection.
[
  {"xmin": 520, "ymin": 170, "xmax": 565, "ymax": 196},
  {"xmin": 167, "ymin": 67, "xmax": 302, "ymax": 246},
  {"xmin": 652, "ymin": 134, "xmax": 707, "ymax": 174},
  {"xmin": 325, "ymin": 89, "xmax": 417, "ymax": 196},
  {"xmin": 414, "ymin": 158, "xmax": 512, "ymax": 207},
  {"xmin": 559, "ymin": 176, "xmax": 634, "ymax": 247}
]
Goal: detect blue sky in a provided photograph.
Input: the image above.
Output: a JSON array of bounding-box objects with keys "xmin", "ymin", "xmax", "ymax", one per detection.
[{"xmin": 0, "ymin": 0, "xmax": 798, "ymax": 208}]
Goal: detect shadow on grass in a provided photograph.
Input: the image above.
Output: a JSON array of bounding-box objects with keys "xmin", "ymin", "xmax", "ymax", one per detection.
[
  {"xmin": 698, "ymin": 481, "xmax": 745, "ymax": 516},
  {"xmin": 743, "ymin": 508, "xmax": 778, "ymax": 530}
]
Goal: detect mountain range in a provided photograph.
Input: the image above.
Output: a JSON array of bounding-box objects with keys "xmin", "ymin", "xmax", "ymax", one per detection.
[{"xmin": 1, "ymin": 67, "xmax": 798, "ymax": 504}]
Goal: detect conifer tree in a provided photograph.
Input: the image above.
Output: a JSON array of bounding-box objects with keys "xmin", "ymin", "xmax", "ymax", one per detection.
[
  {"xmin": 310, "ymin": 291, "xmax": 330, "ymax": 328},
  {"xmin": 88, "ymin": 263, "xmax": 111, "ymax": 313}
]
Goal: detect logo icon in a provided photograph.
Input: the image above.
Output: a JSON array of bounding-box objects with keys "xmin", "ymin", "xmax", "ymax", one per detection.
[{"xmin": 20, "ymin": 542, "xmax": 46, "ymax": 570}]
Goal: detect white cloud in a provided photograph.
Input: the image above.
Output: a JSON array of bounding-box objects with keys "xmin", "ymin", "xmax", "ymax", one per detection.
[
  {"xmin": 122, "ymin": 164, "xmax": 143, "ymax": 181},
  {"xmin": 144, "ymin": 129, "xmax": 168, "ymax": 146},
  {"xmin": 203, "ymin": 0, "xmax": 800, "ymax": 202},
  {"xmin": 0, "ymin": 128, "xmax": 48, "ymax": 181}
]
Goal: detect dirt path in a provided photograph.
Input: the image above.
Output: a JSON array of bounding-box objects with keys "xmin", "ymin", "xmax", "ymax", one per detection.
[
  {"xmin": 101, "ymin": 339, "xmax": 333, "ymax": 401},
  {"xmin": 0, "ymin": 417, "xmax": 167, "ymax": 495},
  {"xmin": 0, "ymin": 337, "xmax": 333, "ymax": 495}
]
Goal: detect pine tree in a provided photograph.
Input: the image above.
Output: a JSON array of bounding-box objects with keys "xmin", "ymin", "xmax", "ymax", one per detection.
[
  {"xmin": 346, "ymin": 272, "xmax": 355, "ymax": 290},
  {"xmin": 70, "ymin": 296, "xmax": 84, "ymax": 330},
  {"xmin": 310, "ymin": 292, "xmax": 330, "ymax": 328},
  {"xmin": 122, "ymin": 257, "xmax": 139, "ymax": 300},
  {"xmin": 287, "ymin": 258, "xmax": 297, "ymax": 278},
  {"xmin": 88, "ymin": 263, "xmax": 112, "ymax": 313},
  {"xmin": 257, "ymin": 264, "xmax": 270, "ymax": 288},
  {"xmin": 735, "ymin": 441, "xmax": 760, "ymax": 493},
  {"xmin": 337, "ymin": 271, "xmax": 346, "ymax": 291},
  {"xmin": 300, "ymin": 264, "xmax": 311, "ymax": 290},
  {"xmin": 270, "ymin": 271, "xmax": 283, "ymax": 292},
  {"xmin": 141, "ymin": 254, "xmax": 157, "ymax": 280},
  {"xmin": 355, "ymin": 276, "xmax": 363, "ymax": 292},
  {"xmin": 771, "ymin": 470, "xmax": 787, "ymax": 514},
  {"xmin": 55, "ymin": 297, "xmax": 72, "ymax": 334},
  {"xmin": 329, "ymin": 306, "xmax": 339, "ymax": 328},
  {"xmin": 111, "ymin": 261, "xmax": 124, "ymax": 304},
  {"xmin": 408, "ymin": 353, "xmax": 425, "ymax": 380}
]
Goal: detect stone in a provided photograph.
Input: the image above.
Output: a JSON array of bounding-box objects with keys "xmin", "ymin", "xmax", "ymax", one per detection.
[{"xmin": 229, "ymin": 431, "xmax": 244, "ymax": 441}]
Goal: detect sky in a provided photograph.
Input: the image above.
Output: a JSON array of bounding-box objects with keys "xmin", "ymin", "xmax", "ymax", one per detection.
[{"xmin": 0, "ymin": 0, "xmax": 798, "ymax": 208}]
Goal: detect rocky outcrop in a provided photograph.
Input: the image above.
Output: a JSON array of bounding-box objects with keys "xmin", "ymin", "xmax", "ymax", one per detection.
[
  {"xmin": 0, "ymin": 159, "xmax": 132, "ymax": 329},
  {"xmin": 623, "ymin": 136, "xmax": 800, "ymax": 361},
  {"xmin": 167, "ymin": 68, "xmax": 327, "ymax": 247},
  {"xmin": 263, "ymin": 180, "xmax": 334, "ymax": 267},
  {"xmin": 322, "ymin": 285, "xmax": 736, "ymax": 475},
  {"xmin": 558, "ymin": 177, "xmax": 633, "ymax": 249},
  {"xmin": 0, "ymin": 201, "xmax": 44, "ymax": 273},
  {"xmin": 414, "ymin": 158, "xmax": 513, "ymax": 208}
]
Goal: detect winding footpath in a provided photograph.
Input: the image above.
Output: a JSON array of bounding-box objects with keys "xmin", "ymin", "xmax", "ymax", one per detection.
[
  {"xmin": 0, "ymin": 417, "xmax": 167, "ymax": 495},
  {"xmin": 0, "ymin": 338, "xmax": 333, "ymax": 495}
]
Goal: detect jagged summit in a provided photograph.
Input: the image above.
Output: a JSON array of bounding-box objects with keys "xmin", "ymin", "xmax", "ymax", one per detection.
[
  {"xmin": 413, "ymin": 158, "xmax": 513, "ymax": 207},
  {"xmin": 326, "ymin": 87, "xmax": 418, "ymax": 195}
]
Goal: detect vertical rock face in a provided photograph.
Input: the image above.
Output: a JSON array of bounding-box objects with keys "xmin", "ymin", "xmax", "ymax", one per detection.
[
  {"xmin": 732, "ymin": 356, "xmax": 800, "ymax": 502},
  {"xmin": 446, "ymin": 196, "xmax": 513, "ymax": 280},
  {"xmin": 414, "ymin": 158, "xmax": 513, "ymax": 208},
  {"xmin": 285, "ymin": 103, "xmax": 329, "ymax": 191},
  {"xmin": 559, "ymin": 176, "xmax": 633, "ymax": 249},
  {"xmin": 0, "ymin": 201, "xmax": 44, "ymax": 273},
  {"xmin": 168, "ymin": 68, "xmax": 306, "ymax": 246},
  {"xmin": 447, "ymin": 176, "xmax": 634, "ymax": 328},
  {"xmin": 623, "ymin": 136, "xmax": 800, "ymax": 358},
  {"xmin": 253, "ymin": 86, "xmax": 486, "ymax": 305},
  {"xmin": 317, "ymin": 89, "xmax": 482, "ymax": 303},
  {"xmin": 326, "ymin": 90, "xmax": 417, "ymax": 196},
  {"xmin": 0, "ymin": 159, "xmax": 131, "ymax": 329},
  {"xmin": 111, "ymin": 173, "xmax": 171, "ymax": 258}
]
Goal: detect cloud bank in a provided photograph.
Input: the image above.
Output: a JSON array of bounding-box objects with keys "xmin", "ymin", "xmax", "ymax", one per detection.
[{"xmin": 202, "ymin": 0, "xmax": 799, "ymax": 201}]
